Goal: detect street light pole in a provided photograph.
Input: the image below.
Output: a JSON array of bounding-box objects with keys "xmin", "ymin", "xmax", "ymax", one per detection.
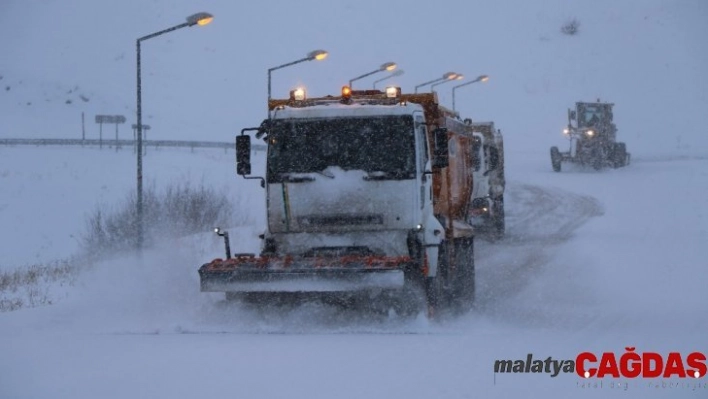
[
  {"xmin": 431, "ymin": 74, "xmax": 464, "ymax": 93},
  {"xmin": 414, "ymin": 72, "xmax": 459, "ymax": 93},
  {"xmin": 267, "ymin": 49, "xmax": 328, "ymax": 117},
  {"xmin": 452, "ymin": 75, "xmax": 489, "ymax": 112},
  {"xmin": 348, "ymin": 62, "xmax": 397, "ymax": 89},
  {"xmin": 135, "ymin": 12, "xmax": 213, "ymax": 253},
  {"xmin": 373, "ymin": 69, "xmax": 404, "ymax": 89}
]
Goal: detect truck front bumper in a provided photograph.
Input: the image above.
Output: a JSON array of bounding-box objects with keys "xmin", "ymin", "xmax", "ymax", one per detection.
[{"xmin": 198, "ymin": 255, "xmax": 410, "ymax": 293}]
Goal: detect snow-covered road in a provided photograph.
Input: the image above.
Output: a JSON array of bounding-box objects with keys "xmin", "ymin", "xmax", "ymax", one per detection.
[{"xmin": 2, "ymin": 147, "xmax": 706, "ymax": 398}]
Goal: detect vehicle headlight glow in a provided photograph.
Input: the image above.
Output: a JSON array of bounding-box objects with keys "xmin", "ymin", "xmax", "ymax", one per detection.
[
  {"xmin": 586, "ymin": 130, "xmax": 595, "ymax": 137},
  {"xmin": 563, "ymin": 128, "xmax": 570, "ymax": 135}
]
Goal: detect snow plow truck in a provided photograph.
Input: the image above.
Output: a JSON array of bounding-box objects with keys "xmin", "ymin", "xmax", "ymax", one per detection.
[
  {"xmin": 550, "ymin": 100, "xmax": 630, "ymax": 171},
  {"xmin": 466, "ymin": 121, "xmax": 505, "ymax": 239},
  {"xmin": 198, "ymin": 86, "xmax": 479, "ymax": 315}
]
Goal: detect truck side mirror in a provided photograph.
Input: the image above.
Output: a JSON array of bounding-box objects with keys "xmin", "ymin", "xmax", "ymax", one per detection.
[
  {"xmin": 569, "ymin": 110, "xmax": 577, "ymax": 120},
  {"xmin": 236, "ymin": 135, "xmax": 251, "ymax": 175},
  {"xmin": 432, "ymin": 127, "xmax": 449, "ymax": 169},
  {"xmin": 472, "ymin": 138, "xmax": 482, "ymax": 171},
  {"xmin": 489, "ymin": 147, "xmax": 499, "ymax": 170}
]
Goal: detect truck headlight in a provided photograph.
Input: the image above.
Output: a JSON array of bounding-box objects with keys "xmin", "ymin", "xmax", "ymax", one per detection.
[
  {"xmin": 586, "ymin": 130, "xmax": 595, "ymax": 137},
  {"xmin": 563, "ymin": 128, "xmax": 570, "ymax": 135}
]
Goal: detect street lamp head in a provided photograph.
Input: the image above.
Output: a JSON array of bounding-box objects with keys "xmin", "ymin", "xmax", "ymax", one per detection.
[
  {"xmin": 187, "ymin": 12, "xmax": 214, "ymax": 27},
  {"xmin": 380, "ymin": 62, "xmax": 397, "ymax": 72},
  {"xmin": 308, "ymin": 49, "xmax": 328, "ymax": 61},
  {"xmin": 432, "ymin": 72, "xmax": 463, "ymax": 90},
  {"xmin": 414, "ymin": 71, "xmax": 461, "ymax": 93},
  {"xmin": 451, "ymin": 73, "xmax": 490, "ymax": 112},
  {"xmin": 349, "ymin": 61, "xmax": 397, "ymax": 88}
]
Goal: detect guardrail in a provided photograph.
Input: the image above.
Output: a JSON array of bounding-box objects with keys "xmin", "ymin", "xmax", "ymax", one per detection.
[{"xmin": 0, "ymin": 138, "xmax": 266, "ymax": 151}]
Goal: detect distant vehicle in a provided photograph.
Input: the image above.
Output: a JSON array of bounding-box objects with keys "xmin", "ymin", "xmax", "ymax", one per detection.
[
  {"xmin": 550, "ymin": 100, "xmax": 630, "ymax": 171},
  {"xmin": 466, "ymin": 121, "xmax": 505, "ymax": 239}
]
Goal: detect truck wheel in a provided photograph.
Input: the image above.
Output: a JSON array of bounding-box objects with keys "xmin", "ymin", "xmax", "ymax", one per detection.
[
  {"xmin": 550, "ymin": 147, "xmax": 562, "ymax": 172},
  {"xmin": 390, "ymin": 282, "xmax": 426, "ymax": 318},
  {"xmin": 609, "ymin": 143, "xmax": 620, "ymax": 168},
  {"xmin": 615, "ymin": 142, "xmax": 628, "ymax": 167},
  {"xmin": 426, "ymin": 241, "xmax": 451, "ymax": 315},
  {"xmin": 591, "ymin": 149, "xmax": 603, "ymax": 170},
  {"xmin": 491, "ymin": 196, "xmax": 505, "ymax": 240},
  {"xmin": 451, "ymin": 237, "xmax": 475, "ymax": 314}
]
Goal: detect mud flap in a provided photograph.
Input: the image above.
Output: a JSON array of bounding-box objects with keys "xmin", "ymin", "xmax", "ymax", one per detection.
[{"xmin": 451, "ymin": 237, "xmax": 475, "ymax": 313}]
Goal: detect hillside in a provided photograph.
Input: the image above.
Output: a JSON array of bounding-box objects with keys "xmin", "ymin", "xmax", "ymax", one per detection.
[{"xmin": 1, "ymin": 0, "xmax": 706, "ymax": 156}]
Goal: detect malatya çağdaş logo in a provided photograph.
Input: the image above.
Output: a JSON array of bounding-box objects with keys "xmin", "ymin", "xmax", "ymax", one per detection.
[{"xmin": 494, "ymin": 348, "xmax": 706, "ymax": 379}]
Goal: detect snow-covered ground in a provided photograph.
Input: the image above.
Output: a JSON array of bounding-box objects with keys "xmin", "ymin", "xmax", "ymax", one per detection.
[
  {"xmin": 1, "ymin": 146, "xmax": 706, "ymax": 398},
  {"xmin": 1, "ymin": 0, "xmax": 707, "ymax": 397},
  {"xmin": 0, "ymin": 145, "xmax": 256, "ymax": 268}
]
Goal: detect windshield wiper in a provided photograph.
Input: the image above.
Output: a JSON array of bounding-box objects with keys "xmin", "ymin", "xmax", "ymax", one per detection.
[
  {"xmin": 363, "ymin": 170, "xmax": 411, "ymax": 181},
  {"xmin": 280, "ymin": 173, "xmax": 315, "ymax": 183},
  {"xmin": 314, "ymin": 169, "xmax": 335, "ymax": 179}
]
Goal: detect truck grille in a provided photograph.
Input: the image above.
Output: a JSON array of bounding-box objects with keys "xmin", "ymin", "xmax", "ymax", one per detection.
[{"xmin": 298, "ymin": 214, "xmax": 383, "ymax": 227}]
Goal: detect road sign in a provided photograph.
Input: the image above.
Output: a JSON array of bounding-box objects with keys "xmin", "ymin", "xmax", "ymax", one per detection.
[{"xmin": 95, "ymin": 115, "xmax": 126, "ymax": 124}]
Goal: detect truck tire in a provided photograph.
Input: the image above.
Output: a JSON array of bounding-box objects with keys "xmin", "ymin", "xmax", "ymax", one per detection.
[
  {"xmin": 550, "ymin": 146, "xmax": 562, "ymax": 172},
  {"xmin": 426, "ymin": 241, "xmax": 452, "ymax": 314},
  {"xmin": 389, "ymin": 282, "xmax": 426, "ymax": 318},
  {"xmin": 451, "ymin": 236, "xmax": 475, "ymax": 314},
  {"xmin": 591, "ymin": 148, "xmax": 603, "ymax": 170},
  {"xmin": 609, "ymin": 143, "xmax": 620, "ymax": 169},
  {"xmin": 614, "ymin": 142, "xmax": 628, "ymax": 167},
  {"xmin": 491, "ymin": 196, "xmax": 505, "ymax": 240}
]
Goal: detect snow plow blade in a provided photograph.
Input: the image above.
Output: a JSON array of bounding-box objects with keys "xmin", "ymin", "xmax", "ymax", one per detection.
[{"xmin": 198, "ymin": 255, "xmax": 411, "ymax": 293}]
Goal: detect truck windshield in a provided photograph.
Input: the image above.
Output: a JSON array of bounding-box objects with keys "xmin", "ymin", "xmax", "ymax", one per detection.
[
  {"xmin": 266, "ymin": 115, "xmax": 416, "ymax": 183},
  {"xmin": 579, "ymin": 104, "xmax": 604, "ymax": 127}
]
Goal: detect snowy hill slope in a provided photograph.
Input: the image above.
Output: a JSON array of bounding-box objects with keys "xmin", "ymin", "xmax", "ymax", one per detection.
[{"xmin": 1, "ymin": 0, "xmax": 707, "ymax": 156}]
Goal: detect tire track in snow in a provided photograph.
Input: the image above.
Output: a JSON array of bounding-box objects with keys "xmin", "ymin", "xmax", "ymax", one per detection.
[{"xmin": 473, "ymin": 183, "xmax": 603, "ymax": 325}]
